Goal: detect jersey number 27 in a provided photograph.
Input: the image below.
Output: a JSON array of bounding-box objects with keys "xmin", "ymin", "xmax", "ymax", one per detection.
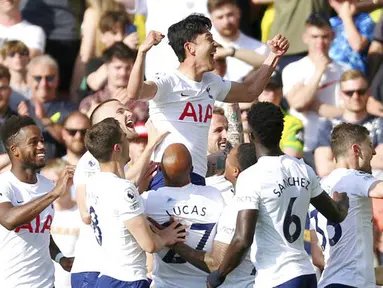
[{"xmin": 162, "ymin": 222, "xmax": 216, "ymax": 264}]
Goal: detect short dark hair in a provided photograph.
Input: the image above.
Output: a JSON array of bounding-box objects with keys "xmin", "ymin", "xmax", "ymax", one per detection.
[
  {"xmin": 247, "ymin": 102, "xmax": 284, "ymax": 147},
  {"xmin": 99, "ymin": 11, "xmax": 130, "ymax": 33},
  {"xmin": 1, "ymin": 115, "xmax": 36, "ymax": 153},
  {"xmin": 331, "ymin": 122, "xmax": 370, "ymax": 160},
  {"xmin": 168, "ymin": 14, "xmax": 212, "ymax": 62},
  {"xmin": 85, "ymin": 117, "xmax": 123, "ymax": 163},
  {"xmin": 0, "ymin": 64, "xmax": 11, "ymax": 82},
  {"xmin": 207, "ymin": 0, "xmax": 237, "ymax": 13},
  {"xmin": 237, "ymin": 142, "xmax": 257, "ymax": 171},
  {"xmin": 306, "ymin": 13, "xmax": 332, "ymax": 29},
  {"xmin": 103, "ymin": 42, "xmax": 137, "ymax": 63}
]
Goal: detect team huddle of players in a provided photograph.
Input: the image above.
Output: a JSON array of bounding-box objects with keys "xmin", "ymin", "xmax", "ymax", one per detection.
[{"xmin": 0, "ymin": 13, "xmax": 383, "ymax": 288}]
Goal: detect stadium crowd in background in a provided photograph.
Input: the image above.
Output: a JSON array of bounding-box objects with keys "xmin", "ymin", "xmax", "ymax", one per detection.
[{"xmin": 1, "ymin": 0, "xmax": 383, "ymax": 287}]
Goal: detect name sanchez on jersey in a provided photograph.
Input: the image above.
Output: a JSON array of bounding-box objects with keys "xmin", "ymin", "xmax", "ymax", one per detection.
[{"xmin": 273, "ymin": 177, "xmax": 311, "ymax": 197}]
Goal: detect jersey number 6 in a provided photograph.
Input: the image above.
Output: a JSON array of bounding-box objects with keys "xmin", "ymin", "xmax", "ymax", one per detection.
[{"xmin": 283, "ymin": 197, "xmax": 302, "ymax": 243}]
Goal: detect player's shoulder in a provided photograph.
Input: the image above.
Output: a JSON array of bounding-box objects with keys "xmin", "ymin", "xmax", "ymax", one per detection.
[
  {"xmin": 198, "ymin": 184, "xmax": 225, "ymax": 201},
  {"xmin": 149, "ymin": 71, "xmax": 178, "ymax": 84},
  {"xmin": 76, "ymin": 151, "xmax": 99, "ymax": 170},
  {"xmin": 203, "ymin": 71, "xmax": 227, "ymax": 84},
  {"xmin": 0, "ymin": 171, "xmax": 15, "ymax": 189}
]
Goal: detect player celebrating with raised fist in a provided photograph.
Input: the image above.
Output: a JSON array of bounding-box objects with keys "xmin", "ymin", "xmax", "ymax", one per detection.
[{"xmin": 124, "ymin": 13, "xmax": 289, "ymax": 190}]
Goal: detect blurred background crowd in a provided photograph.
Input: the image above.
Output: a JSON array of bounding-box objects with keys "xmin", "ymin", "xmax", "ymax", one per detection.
[{"xmin": 1, "ymin": 0, "xmax": 383, "ymax": 287}]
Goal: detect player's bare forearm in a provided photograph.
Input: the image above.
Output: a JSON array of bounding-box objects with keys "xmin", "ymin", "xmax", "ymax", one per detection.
[
  {"xmin": 218, "ymin": 210, "xmax": 257, "ymax": 277},
  {"xmin": 311, "ymin": 192, "xmax": 348, "ymax": 223},
  {"xmin": 225, "ymin": 103, "xmax": 244, "ymax": 147},
  {"xmin": 126, "ymin": 50, "xmax": 146, "ymax": 101},
  {"xmin": 172, "ymin": 243, "xmax": 212, "ymax": 273},
  {"xmin": 0, "ymin": 192, "xmax": 58, "ymax": 230},
  {"xmin": 49, "ymin": 235, "xmax": 62, "ymax": 259},
  {"xmin": 244, "ymin": 53, "xmax": 279, "ymax": 101},
  {"xmin": 342, "ymin": 16, "xmax": 369, "ymax": 52},
  {"xmin": 125, "ymin": 144, "xmax": 155, "ymax": 186}
]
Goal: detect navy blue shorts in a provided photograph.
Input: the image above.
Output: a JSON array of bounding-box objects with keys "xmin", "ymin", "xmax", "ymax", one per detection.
[
  {"xmin": 95, "ymin": 275, "xmax": 149, "ymax": 288},
  {"xmin": 71, "ymin": 271, "xmax": 100, "ymax": 288},
  {"xmin": 324, "ymin": 284, "xmax": 355, "ymax": 288},
  {"xmin": 275, "ymin": 274, "xmax": 317, "ymax": 288},
  {"xmin": 149, "ymin": 168, "xmax": 205, "ymax": 190}
]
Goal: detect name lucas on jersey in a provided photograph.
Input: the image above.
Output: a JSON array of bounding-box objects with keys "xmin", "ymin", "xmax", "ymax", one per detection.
[
  {"xmin": 273, "ymin": 177, "xmax": 310, "ymax": 197},
  {"xmin": 166, "ymin": 205, "xmax": 207, "ymax": 217}
]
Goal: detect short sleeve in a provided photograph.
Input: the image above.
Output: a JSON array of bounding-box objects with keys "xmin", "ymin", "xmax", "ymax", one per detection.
[
  {"xmin": 307, "ymin": 165, "xmax": 323, "ymax": 198},
  {"xmin": 338, "ymin": 171, "xmax": 380, "ymax": 198},
  {"xmin": 211, "ymin": 75, "xmax": 231, "ymax": 102},
  {"xmin": 282, "ymin": 62, "xmax": 304, "ymax": 97},
  {"xmin": 0, "ymin": 184, "xmax": 12, "ymax": 204},
  {"xmin": 73, "ymin": 154, "xmax": 99, "ymax": 186},
  {"xmin": 235, "ymin": 171, "xmax": 260, "ymax": 211},
  {"xmin": 357, "ymin": 14, "xmax": 375, "ymax": 42},
  {"xmin": 315, "ymin": 119, "xmax": 332, "ymax": 148},
  {"xmin": 149, "ymin": 72, "xmax": 173, "ymax": 103},
  {"xmin": 116, "ymin": 183, "xmax": 144, "ymax": 221},
  {"xmin": 25, "ymin": 25, "xmax": 46, "ymax": 52},
  {"xmin": 214, "ymin": 205, "xmax": 236, "ymax": 244}
]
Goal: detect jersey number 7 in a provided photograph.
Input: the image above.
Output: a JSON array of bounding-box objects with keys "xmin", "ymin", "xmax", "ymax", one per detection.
[{"xmin": 162, "ymin": 222, "xmax": 216, "ymax": 264}]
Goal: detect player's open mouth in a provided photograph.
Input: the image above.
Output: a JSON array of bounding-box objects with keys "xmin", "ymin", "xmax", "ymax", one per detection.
[
  {"xmin": 219, "ymin": 142, "xmax": 226, "ymax": 149},
  {"xmin": 36, "ymin": 153, "xmax": 45, "ymax": 159},
  {"xmin": 125, "ymin": 120, "xmax": 134, "ymax": 129}
]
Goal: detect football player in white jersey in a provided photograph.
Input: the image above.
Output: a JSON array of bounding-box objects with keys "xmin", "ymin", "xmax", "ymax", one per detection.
[
  {"xmin": 207, "ymin": 102, "xmax": 350, "ymax": 288},
  {"xmin": 0, "ymin": 116, "xmax": 74, "ymax": 288},
  {"xmin": 142, "ymin": 143, "xmax": 226, "ymax": 287},
  {"xmin": 71, "ymin": 99, "xmax": 167, "ymax": 287},
  {"xmin": 124, "ymin": 14, "xmax": 289, "ymax": 190},
  {"xmin": 311, "ymin": 123, "xmax": 383, "ymax": 288},
  {"xmin": 83, "ymin": 118, "xmax": 186, "ymax": 288},
  {"xmin": 158, "ymin": 143, "xmax": 258, "ymax": 288}
]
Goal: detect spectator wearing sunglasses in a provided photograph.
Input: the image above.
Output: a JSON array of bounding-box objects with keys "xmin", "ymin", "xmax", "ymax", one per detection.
[
  {"xmin": 61, "ymin": 111, "xmax": 91, "ymax": 167},
  {"xmin": 1, "ymin": 40, "xmax": 31, "ymax": 112},
  {"xmin": 314, "ymin": 69, "xmax": 383, "ymax": 178},
  {"xmin": 17, "ymin": 55, "xmax": 77, "ymax": 160}
]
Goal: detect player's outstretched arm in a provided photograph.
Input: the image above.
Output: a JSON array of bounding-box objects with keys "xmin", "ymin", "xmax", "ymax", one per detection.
[
  {"xmin": 125, "ymin": 31, "xmax": 163, "ymax": 102},
  {"xmin": 125, "ymin": 120, "xmax": 169, "ymax": 187},
  {"xmin": 0, "ymin": 167, "xmax": 74, "ymax": 230},
  {"xmin": 310, "ymin": 191, "xmax": 349, "ymax": 223},
  {"xmin": 125, "ymin": 215, "xmax": 186, "ymax": 253},
  {"xmin": 207, "ymin": 210, "xmax": 258, "ymax": 288},
  {"xmin": 223, "ymin": 34, "xmax": 289, "ymax": 104}
]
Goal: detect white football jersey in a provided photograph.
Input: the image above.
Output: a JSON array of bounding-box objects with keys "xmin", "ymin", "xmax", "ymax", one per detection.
[
  {"xmin": 235, "ymin": 155, "xmax": 323, "ymax": 287},
  {"xmin": 71, "ymin": 151, "xmax": 101, "ymax": 274},
  {"xmin": 0, "ymin": 171, "xmax": 55, "ymax": 288},
  {"xmin": 142, "ymin": 183, "xmax": 225, "ymax": 288},
  {"xmin": 215, "ymin": 198, "xmax": 255, "ymax": 288},
  {"xmin": 205, "ymin": 175, "xmax": 234, "ymax": 205},
  {"xmin": 86, "ymin": 172, "xmax": 147, "ymax": 282},
  {"xmin": 149, "ymin": 70, "xmax": 231, "ymax": 177},
  {"xmin": 315, "ymin": 168, "xmax": 380, "ymax": 288}
]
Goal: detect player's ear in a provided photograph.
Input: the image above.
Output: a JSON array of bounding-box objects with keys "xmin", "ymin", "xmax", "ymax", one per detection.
[
  {"xmin": 233, "ymin": 167, "xmax": 240, "ymax": 179},
  {"xmin": 113, "ymin": 143, "xmax": 121, "ymax": 152},
  {"xmin": 351, "ymin": 143, "xmax": 361, "ymax": 158}
]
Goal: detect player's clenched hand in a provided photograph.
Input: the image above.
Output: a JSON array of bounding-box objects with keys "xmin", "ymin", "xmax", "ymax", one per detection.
[
  {"xmin": 52, "ymin": 166, "xmax": 75, "ymax": 198},
  {"xmin": 59, "ymin": 256, "xmax": 74, "ymax": 272},
  {"xmin": 333, "ymin": 191, "xmax": 350, "ymax": 221},
  {"xmin": 139, "ymin": 31, "xmax": 164, "ymax": 54},
  {"xmin": 267, "ymin": 34, "xmax": 289, "ymax": 57},
  {"xmin": 150, "ymin": 218, "xmax": 188, "ymax": 246}
]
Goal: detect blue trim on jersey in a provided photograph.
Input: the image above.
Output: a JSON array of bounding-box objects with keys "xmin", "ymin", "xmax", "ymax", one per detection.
[
  {"xmin": 274, "ymin": 274, "xmax": 317, "ymax": 288},
  {"xmin": 95, "ymin": 276, "xmax": 149, "ymax": 288},
  {"xmin": 149, "ymin": 168, "xmax": 206, "ymax": 190},
  {"xmin": 71, "ymin": 272, "xmax": 100, "ymax": 288}
]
